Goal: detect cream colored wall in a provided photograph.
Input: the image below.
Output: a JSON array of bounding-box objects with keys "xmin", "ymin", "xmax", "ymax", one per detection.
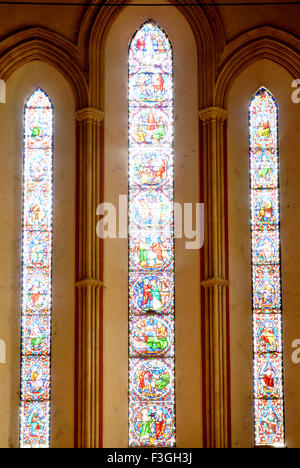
[
  {"xmin": 0, "ymin": 61, "xmax": 75, "ymax": 448},
  {"xmin": 228, "ymin": 59, "xmax": 300, "ymax": 448},
  {"xmin": 103, "ymin": 2, "xmax": 202, "ymax": 448}
]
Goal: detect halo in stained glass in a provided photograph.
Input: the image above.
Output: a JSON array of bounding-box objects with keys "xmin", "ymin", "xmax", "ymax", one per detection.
[
  {"xmin": 254, "ymin": 400, "xmax": 284, "ymax": 446},
  {"xmin": 129, "ymin": 402, "xmax": 175, "ymax": 448},
  {"xmin": 21, "ymin": 354, "xmax": 50, "ymax": 402},
  {"xmin": 128, "ymin": 21, "xmax": 175, "ymax": 447},
  {"xmin": 254, "ymin": 315, "xmax": 282, "ymax": 354},
  {"xmin": 129, "ymin": 230, "xmax": 173, "ymax": 272},
  {"xmin": 251, "ymin": 151, "xmax": 278, "ymax": 189},
  {"xmin": 130, "ymin": 189, "xmax": 173, "ymax": 230},
  {"xmin": 130, "ymin": 358, "xmax": 174, "ymax": 401},
  {"xmin": 130, "ymin": 149, "xmax": 172, "ymax": 188},
  {"xmin": 129, "ymin": 71, "xmax": 172, "ymax": 104},
  {"xmin": 20, "ymin": 88, "xmax": 53, "ymax": 448},
  {"xmin": 251, "ymin": 189, "xmax": 279, "ymax": 231},
  {"xmin": 252, "ymin": 231, "xmax": 279, "ymax": 265},
  {"xmin": 253, "ymin": 265, "xmax": 281, "ymax": 313},
  {"xmin": 130, "ymin": 315, "xmax": 174, "ymax": 359},
  {"xmin": 130, "ymin": 108, "xmax": 171, "ymax": 145},
  {"xmin": 20, "ymin": 401, "xmax": 50, "ymax": 448},
  {"xmin": 249, "ymin": 87, "xmax": 284, "ymax": 447},
  {"xmin": 22, "ymin": 315, "xmax": 51, "ymax": 356},
  {"xmin": 254, "ymin": 352, "xmax": 283, "ymax": 400},
  {"xmin": 129, "ymin": 272, "xmax": 174, "ymax": 315}
]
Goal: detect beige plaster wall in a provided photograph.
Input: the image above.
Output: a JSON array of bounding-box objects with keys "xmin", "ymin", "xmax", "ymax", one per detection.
[
  {"xmin": 0, "ymin": 61, "xmax": 75, "ymax": 448},
  {"xmin": 228, "ymin": 59, "xmax": 300, "ymax": 448},
  {"xmin": 103, "ymin": 2, "xmax": 202, "ymax": 448}
]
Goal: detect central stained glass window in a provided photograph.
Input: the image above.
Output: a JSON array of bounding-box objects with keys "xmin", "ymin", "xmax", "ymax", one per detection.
[
  {"xmin": 20, "ymin": 89, "xmax": 53, "ymax": 448},
  {"xmin": 128, "ymin": 21, "xmax": 175, "ymax": 447},
  {"xmin": 249, "ymin": 88, "xmax": 285, "ymax": 447}
]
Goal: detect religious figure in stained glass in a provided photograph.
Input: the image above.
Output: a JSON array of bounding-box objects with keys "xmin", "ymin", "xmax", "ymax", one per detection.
[
  {"xmin": 249, "ymin": 87, "xmax": 285, "ymax": 447},
  {"xmin": 128, "ymin": 21, "xmax": 175, "ymax": 447},
  {"xmin": 20, "ymin": 89, "xmax": 53, "ymax": 448}
]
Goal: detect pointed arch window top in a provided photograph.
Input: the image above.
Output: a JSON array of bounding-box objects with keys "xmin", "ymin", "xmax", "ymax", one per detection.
[
  {"xmin": 250, "ymin": 86, "xmax": 277, "ymax": 106},
  {"xmin": 25, "ymin": 88, "xmax": 52, "ymax": 109},
  {"xmin": 129, "ymin": 21, "xmax": 172, "ymax": 69},
  {"xmin": 249, "ymin": 88, "xmax": 278, "ymax": 155}
]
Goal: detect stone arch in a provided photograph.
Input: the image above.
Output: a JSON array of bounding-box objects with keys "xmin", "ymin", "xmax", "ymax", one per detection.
[
  {"xmin": 0, "ymin": 28, "xmax": 88, "ymax": 108},
  {"xmin": 82, "ymin": 0, "xmax": 225, "ymax": 108},
  {"xmin": 215, "ymin": 27, "xmax": 300, "ymax": 108}
]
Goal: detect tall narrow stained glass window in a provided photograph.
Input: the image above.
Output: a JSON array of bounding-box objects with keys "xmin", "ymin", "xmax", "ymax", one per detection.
[
  {"xmin": 249, "ymin": 88, "xmax": 285, "ymax": 447},
  {"xmin": 20, "ymin": 89, "xmax": 53, "ymax": 448},
  {"xmin": 128, "ymin": 22, "xmax": 175, "ymax": 447}
]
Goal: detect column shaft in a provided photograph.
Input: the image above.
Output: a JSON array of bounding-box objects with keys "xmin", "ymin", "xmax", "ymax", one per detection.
[
  {"xmin": 75, "ymin": 107, "xmax": 104, "ymax": 448},
  {"xmin": 199, "ymin": 107, "xmax": 230, "ymax": 448}
]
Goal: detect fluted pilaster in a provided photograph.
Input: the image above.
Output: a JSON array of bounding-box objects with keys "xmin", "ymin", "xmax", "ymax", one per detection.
[
  {"xmin": 199, "ymin": 106, "xmax": 230, "ymax": 448},
  {"xmin": 75, "ymin": 107, "xmax": 104, "ymax": 448}
]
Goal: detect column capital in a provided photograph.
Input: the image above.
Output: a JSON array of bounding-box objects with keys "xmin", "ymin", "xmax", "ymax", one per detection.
[
  {"xmin": 75, "ymin": 278, "xmax": 104, "ymax": 289},
  {"xmin": 199, "ymin": 106, "xmax": 228, "ymax": 122},
  {"xmin": 75, "ymin": 107, "xmax": 104, "ymax": 123},
  {"xmin": 201, "ymin": 277, "xmax": 229, "ymax": 288}
]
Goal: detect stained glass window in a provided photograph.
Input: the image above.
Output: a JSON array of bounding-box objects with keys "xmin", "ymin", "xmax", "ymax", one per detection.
[
  {"xmin": 249, "ymin": 88, "xmax": 285, "ymax": 447},
  {"xmin": 20, "ymin": 89, "xmax": 53, "ymax": 448},
  {"xmin": 128, "ymin": 22, "xmax": 175, "ymax": 447}
]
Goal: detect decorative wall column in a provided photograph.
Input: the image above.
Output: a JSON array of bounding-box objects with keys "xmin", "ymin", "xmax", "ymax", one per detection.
[
  {"xmin": 75, "ymin": 107, "xmax": 104, "ymax": 448},
  {"xmin": 199, "ymin": 107, "xmax": 230, "ymax": 448}
]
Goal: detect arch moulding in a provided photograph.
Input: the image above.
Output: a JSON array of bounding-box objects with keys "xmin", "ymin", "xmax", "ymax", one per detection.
[
  {"xmin": 0, "ymin": 28, "xmax": 89, "ymax": 108},
  {"xmin": 215, "ymin": 26, "xmax": 300, "ymax": 108},
  {"xmin": 85, "ymin": 0, "xmax": 225, "ymax": 109}
]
